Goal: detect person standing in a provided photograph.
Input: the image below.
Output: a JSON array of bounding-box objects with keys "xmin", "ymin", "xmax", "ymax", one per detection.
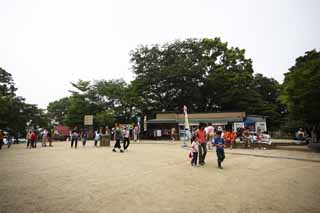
[
  {"xmin": 213, "ymin": 131, "xmax": 225, "ymax": 169},
  {"xmin": 94, "ymin": 130, "xmax": 100, "ymax": 147},
  {"xmin": 47, "ymin": 130, "xmax": 53, "ymax": 147},
  {"xmin": 133, "ymin": 125, "xmax": 139, "ymax": 142},
  {"xmin": 171, "ymin": 127, "xmax": 176, "ymax": 141},
  {"xmin": 42, "ymin": 129, "xmax": 48, "ymax": 147},
  {"xmin": 26, "ymin": 130, "xmax": 32, "ymax": 148},
  {"xmin": 113, "ymin": 125, "xmax": 124, "ymax": 153},
  {"xmin": 229, "ymin": 129, "xmax": 237, "ymax": 150},
  {"xmin": 71, "ymin": 128, "xmax": 79, "ymax": 148},
  {"xmin": 195, "ymin": 123, "xmax": 207, "ymax": 165},
  {"xmin": 82, "ymin": 129, "xmax": 88, "ymax": 147},
  {"xmin": 123, "ymin": 127, "xmax": 130, "ymax": 151},
  {"xmin": 242, "ymin": 127, "xmax": 251, "ymax": 149},
  {"xmin": 0, "ymin": 129, "xmax": 3, "ymax": 150},
  {"xmin": 205, "ymin": 123, "xmax": 214, "ymax": 150},
  {"xmin": 31, "ymin": 130, "xmax": 37, "ymax": 148}
]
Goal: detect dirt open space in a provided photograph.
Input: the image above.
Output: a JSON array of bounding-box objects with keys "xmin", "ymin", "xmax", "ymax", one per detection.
[{"xmin": 1, "ymin": 141, "xmax": 320, "ymax": 213}]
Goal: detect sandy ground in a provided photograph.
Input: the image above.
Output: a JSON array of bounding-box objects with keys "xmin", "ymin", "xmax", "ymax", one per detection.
[{"xmin": 1, "ymin": 140, "xmax": 320, "ymax": 213}]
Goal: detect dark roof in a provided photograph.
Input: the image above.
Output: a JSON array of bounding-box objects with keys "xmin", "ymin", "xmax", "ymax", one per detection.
[{"xmin": 147, "ymin": 117, "xmax": 243, "ymax": 124}]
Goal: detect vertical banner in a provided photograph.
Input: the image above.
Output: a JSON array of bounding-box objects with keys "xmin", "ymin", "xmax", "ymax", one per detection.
[
  {"xmin": 183, "ymin": 105, "xmax": 190, "ymax": 130},
  {"xmin": 182, "ymin": 105, "xmax": 191, "ymax": 147},
  {"xmin": 143, "ymin": 115, "xmax": 147, "ymax": 131},
  {"xmin": 137, "ymin": 116, "xmax": 141, "ymax": 132}
]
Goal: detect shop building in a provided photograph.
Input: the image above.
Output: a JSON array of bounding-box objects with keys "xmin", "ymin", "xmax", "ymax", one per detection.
[{"xmin": 146, "ymin": 112, "xmax": 267, "ymax": 140}]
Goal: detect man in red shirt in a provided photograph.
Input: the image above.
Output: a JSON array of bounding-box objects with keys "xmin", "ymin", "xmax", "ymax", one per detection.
[{"xmin": 195, "ymin": 123, "xmax": 207, "ymax": 165}]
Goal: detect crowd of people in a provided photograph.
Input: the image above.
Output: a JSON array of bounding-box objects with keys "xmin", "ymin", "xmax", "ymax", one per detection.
[{"xmin": 189, "ymin": 123, "xmax": 272, "ymax": 169}]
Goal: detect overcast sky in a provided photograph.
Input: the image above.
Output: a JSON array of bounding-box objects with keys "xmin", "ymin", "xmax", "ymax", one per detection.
[{"xmin": 1, "ymin": 0, "xmax": 319, "ymax": 109}]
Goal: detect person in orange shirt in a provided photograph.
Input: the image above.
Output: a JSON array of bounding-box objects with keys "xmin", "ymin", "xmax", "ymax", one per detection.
[
  {"xmin": 229, "ymin": 130, "xmax": 237, "ymax": 150},
  {"xmin": 223, "ymin": 130, "xmax": 230, "ymax": 147},
  {"xmin": 195, "ymin": 123, "xmax": 207, "ymax": 165}
]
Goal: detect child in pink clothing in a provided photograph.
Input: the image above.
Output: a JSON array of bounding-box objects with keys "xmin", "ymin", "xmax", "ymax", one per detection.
[{"xmin": 190, "ymin": 139, "xmax": 199, "ymax": 166}]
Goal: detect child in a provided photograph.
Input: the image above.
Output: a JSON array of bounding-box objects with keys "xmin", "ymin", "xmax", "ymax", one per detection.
[
  {"xmin": 190, "ymin": 136, "xmax": 198, "ymax": 166},
  {"xmin": 212, "ymin": 131, "xmax": 225, "ymax": 169}
]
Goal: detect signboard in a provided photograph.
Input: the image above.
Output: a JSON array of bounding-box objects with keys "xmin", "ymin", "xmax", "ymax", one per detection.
[
  {"xmin": 256, "ymin": 122, "xmax": 267, "ymax": 132},
  {"xmin": 84, "ymin": 115, "xmax": 93, "ymax": 125},
  {"xmin": 233, "ymin": 122, "xmax": 244, "ymax": 131}
]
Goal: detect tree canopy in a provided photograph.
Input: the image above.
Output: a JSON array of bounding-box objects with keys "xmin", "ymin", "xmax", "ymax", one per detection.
[
  {"xmin": 0, "ymin": 67, "xmax": 47, "ymax": 134},
  {"xmin": 279, "ymin": 49, "xmax": 320, "ymax": 130}
]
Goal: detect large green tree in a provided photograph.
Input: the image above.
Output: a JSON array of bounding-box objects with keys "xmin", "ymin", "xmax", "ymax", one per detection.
[
  {"xmin": 0, "ymin": 67, "xmax": 48, "ymax": 134},
  {"xmin": 279, "ymin": 49, "xmax": 320, "ymax": 142},
  {"xmin": 130, "ymin": 38, "xmax": 275, "ymax": 117}
]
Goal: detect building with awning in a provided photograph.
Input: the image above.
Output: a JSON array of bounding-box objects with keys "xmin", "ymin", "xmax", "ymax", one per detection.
[{"xmin": 146, "ymin": 112, "xmax": 267, "ymax": 139}]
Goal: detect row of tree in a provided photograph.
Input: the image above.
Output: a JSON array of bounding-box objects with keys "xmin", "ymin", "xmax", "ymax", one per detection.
[
  {"xmin": 1, "ymin": 37, "xmax": 319, "ymax": 139},
  {"xmin": 0, "ymin": 68, "xmax": 47, "ymax": 134},
  {"xmin": 47, "ymin": 38, "xmax": 285, "ymax": 131}
]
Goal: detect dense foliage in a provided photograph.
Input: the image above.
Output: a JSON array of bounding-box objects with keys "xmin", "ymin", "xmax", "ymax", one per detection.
[
  {"xmin": 0, "ymin": 67, "xmax": 47, "ymax": 135},
  {"xmin": 2, "ymin": 38, "xmax": 318, "ymax": 136},
  {"xmin": 279, "ymin": 50, "xmax": 320, "ymax": 140}
]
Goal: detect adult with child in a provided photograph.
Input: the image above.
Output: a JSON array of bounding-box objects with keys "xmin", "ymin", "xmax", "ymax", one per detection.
[
  {"xmin": 213, "ymin": 131, "xmax": 225, "ymax": 169},
  {"xmin": 195, "ymin": 123, "xmax": 207, "ymax": 165}
]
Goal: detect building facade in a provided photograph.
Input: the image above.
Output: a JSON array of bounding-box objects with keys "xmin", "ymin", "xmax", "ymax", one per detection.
[{"xmin": 146, "ymin": 112, "xmax": 267, "ymax": 140}]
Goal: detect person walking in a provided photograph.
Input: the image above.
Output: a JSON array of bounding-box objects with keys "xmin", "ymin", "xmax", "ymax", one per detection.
[
  {"xmin": 195, "ymin": 123, "xmax": 207, "ymax": 165},
  {"xmin": 71, "ymin": 128, "xmax": 79, "ymax": 148},
  {"xmin": 113, "ymin": 125, "xmax": 124, "ymax": 153},
  {"xmin": 213, "ymin": 131, "xmax": 225, "ymax": 169},
  {"xmin": 123, "ymin": 127, "xmax": 130, "ymax": 151}
]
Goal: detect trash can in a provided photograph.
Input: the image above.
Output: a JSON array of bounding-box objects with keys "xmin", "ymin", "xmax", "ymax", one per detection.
[{"xmin": 100, "ymin": 134, "xmax": 110, "ymax": 146}]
